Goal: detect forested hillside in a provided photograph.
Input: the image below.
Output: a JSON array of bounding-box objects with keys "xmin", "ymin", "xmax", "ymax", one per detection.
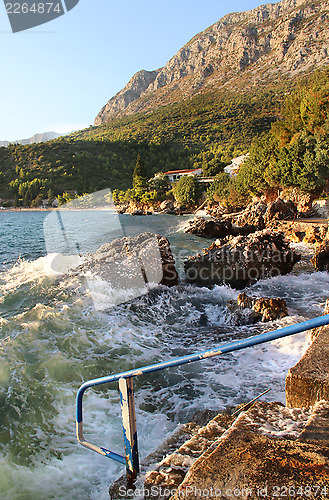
[
  {"xmin": 237, "ymin": 68, "xmax": 329, "ymax": 195},
  {"xmin": 0, "ymin": 86, "xmax": 284, "ymax": 206}
]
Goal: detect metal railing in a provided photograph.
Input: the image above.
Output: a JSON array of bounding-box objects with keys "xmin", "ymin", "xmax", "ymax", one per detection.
[{"xmin": 76, "ymin": 314, "xmax": 329, "ymax": 482}]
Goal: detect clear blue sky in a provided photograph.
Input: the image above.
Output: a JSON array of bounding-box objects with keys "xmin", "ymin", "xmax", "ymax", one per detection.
[{"xmin": 0, "ymin": 0, "xmax": 277, "ymax": 141}]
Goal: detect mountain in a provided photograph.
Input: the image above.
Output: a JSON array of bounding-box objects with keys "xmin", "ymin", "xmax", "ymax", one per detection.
[
  {"xmin": 95, "ymin": 0, "xmax": 329, "ymax": 125},
  {"xmin": 0, "ymin": 131, "xmax": 67, "ymax": 148}
]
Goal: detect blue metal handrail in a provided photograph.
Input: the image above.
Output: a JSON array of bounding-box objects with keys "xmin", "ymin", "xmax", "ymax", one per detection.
[{"xmin": 76, "ymin": 314, "xmax": 329, "ymax": 481}]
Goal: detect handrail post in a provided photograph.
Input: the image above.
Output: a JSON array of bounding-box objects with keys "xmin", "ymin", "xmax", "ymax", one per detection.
[{"xmin": 119, "ymin": 377, "xmax": 139, "ymax": 483}]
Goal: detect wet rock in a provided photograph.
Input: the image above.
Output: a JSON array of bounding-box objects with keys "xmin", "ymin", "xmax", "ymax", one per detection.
[
  {"xmin": 230, "ymin": 292, "xmax": 288, "ymax": 323},
  {"xmin": 311, "ymin": 240, "xmax": 329, "ymax": 271},
  {"xmin": 184, "ymin": 218, "xmax": 233, "ymax": 239},
  {"xmin": 184, "ymin": 230, "xmax": 301, "ymax": 289},
  {"xmin": 75, "ymin": 232, "xmax": 178, "ymax": 296},
  {"xmin": 157, "ymin": 235, "xmax": 179, "ymax": 286},
  {"xmin": 144, "ymin": 413, "xmax": 235, "ymax": 500}
]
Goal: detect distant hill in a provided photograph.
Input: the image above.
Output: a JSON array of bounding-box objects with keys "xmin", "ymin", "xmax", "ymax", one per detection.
[
  {"xmin": 95, "ymin": 0, "xmax": 329, "ymax": 125},
  {"xmin": 0, "ymin": 131, "xmax": 67, "ymax": 147}
]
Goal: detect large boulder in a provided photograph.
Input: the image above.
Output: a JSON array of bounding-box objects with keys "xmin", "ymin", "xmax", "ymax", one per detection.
[
  {"xmin": 73, "ymin": 232, "xmax": 178, "ymax": 309},
  {"xmin": 237, "ymin": 198, "xmax": 299, "ymax": 231},
  {"xmin": 184, "ymin": 230, "xmax": 301, "ymax": 289}
]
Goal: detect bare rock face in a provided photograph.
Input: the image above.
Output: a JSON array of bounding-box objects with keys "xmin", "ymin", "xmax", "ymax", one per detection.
[
  {"xmin": 237, "ymin": 198, "xmax": 299, "ymax": 231},
  {"xmin": 184, "ymin": 230, "xmax": 301, "ymax": 289},
  {"xmin": 95, "ymin": 0, "xmax": 329, "ymax": 123},
  {"xmin": 95, "ymin": 70, "xmax": 159, "ymax": 125},
  {"xmin": 236, "ymin": 201, "xmax": 267, "ymax": 229},
  {"xmin": 171, "ymin": 431, "xmax": 329, "ymax": 500}
]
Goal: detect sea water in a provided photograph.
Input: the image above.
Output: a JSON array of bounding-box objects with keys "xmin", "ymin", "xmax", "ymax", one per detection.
[{"xmin": 0, "ymin": 211, "xmax": 328, "ymax": 499}]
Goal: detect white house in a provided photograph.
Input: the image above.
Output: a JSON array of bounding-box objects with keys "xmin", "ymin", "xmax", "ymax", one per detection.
[
  {"xmin": 224, "ymin": 154, "xmax": 249, "ymax": 177},
  {"xmin": 159, "ymin": 168, "xmax": 203, "ymax": 183}
]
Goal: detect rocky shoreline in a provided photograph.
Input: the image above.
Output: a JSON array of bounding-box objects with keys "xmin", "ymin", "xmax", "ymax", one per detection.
[{"xmin": 106, "ymin": 196, "xmax": 329, "ymax": 500}]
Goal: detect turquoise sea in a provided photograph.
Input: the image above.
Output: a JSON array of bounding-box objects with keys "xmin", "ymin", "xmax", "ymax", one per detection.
[{"xmin": 0, "ymin": 210, "xmax": 328, "ymax": 499}]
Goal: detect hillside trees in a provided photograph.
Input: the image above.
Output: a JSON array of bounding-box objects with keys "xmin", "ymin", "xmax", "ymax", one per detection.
[{"xmin": 237, "ymin": 68, "xmax": 329, "ymax": 195}]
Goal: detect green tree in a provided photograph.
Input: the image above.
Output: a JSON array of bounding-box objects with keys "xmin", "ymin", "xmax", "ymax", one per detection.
[
  {"xmin": 173, "ymin": 176, "xmax": 203, "ymax": 206},
  {"xmin": 133, "ymin": 155, "xmax": 147, "ymax": 189},
  {"xmin": 206, "ymin": 172, "xmax": 231, "ymax": 202}
]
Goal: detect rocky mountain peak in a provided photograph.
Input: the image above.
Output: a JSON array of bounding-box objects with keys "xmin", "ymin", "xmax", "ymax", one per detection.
[{"xmin": 95, "ymin": 0, "xmax": 329, "ymax": 125}]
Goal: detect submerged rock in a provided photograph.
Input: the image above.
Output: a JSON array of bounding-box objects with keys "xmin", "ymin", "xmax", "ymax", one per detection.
[
  {"xmin": 184, "ymin": 230, "xmax": 301, "ymax": 289},
  {"xmin": 228, "ymin": 292, "xmax": 288, "ymax": 323}
]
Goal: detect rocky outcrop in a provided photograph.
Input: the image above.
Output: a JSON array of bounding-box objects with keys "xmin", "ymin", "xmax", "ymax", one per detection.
[
  {"xmin": 313, "ymin": 200, "xmax": 329, "ymax": 219},
  {"xmin": 286, "ymin": 324, "xmax": 329, "ymax": 409},
  {"xmin": 228, "ymin": 292, "xmax": 288, "ymax": 323},
  {"xmin": 184, "ymin": 217, "xmax": 259, "ymax": 239},
  {"xmin": 278, "ymin": 220, "xmax": 328, "ymax": 246},
  {"xmin": 157, "ymin": 235, "xmax": 179, "ymax": 286},
  {"xmin": 184, "ymin": 218, "xmax": 234, "ymax": 239},
  {"xmin": 184, "ymin": 230, "xmax": 301, "ymax": 289},
  {"xmin": 144, "ymin": 413, "xmax": 236, "ymax": 499},
  {"xmin": 95, "ymin": 0, "xmax": 329, "ymax": 124},
  {"xmin": 311, "ymin": 240, "xmax": 329, "ymax": 271},
  {"xmin": 75, "ymin": 233, "xmax": 178, "ymax": 297},
  {"xmin": 237, "ymin": 198, "xmax": 300, "ymax": 230},
  {"xmin": 264, "ymin": 198, "xmax": 298, "ymax": 223},
  {"xmin": 95, "ymin": 70, "xmax": 159, "ymax": 124},
  {"xmin": 171, "ymin": 425, "xmax": 329, "ymax": 500}
]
